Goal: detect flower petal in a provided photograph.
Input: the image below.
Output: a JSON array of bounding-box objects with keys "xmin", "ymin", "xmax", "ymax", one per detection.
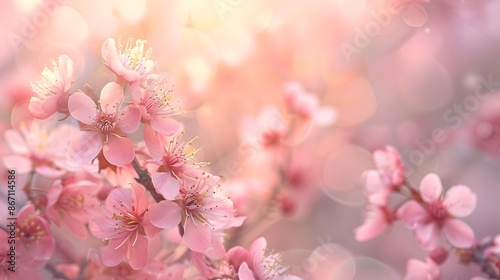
[
  {"xmin": 100, "ymin": 239, "xmax": 127, "ymax": 267},
  {"xmin": 68, "ymin": 131, "xmax": 102, "ymax": 164},
  {"xmin": 396, "ymin": 201, "xmax": 428, "ymax": 229},
  {"xmin": 444, "ymin": 185, "xmax": 477, "ymax": 218},
  {"xmin": 184, "ymin": 217, "xmax": 211, "ymax": 252},
  {"xmin": 127, "ymin": 233, "xmax": 148, "ymax": 270},
  {"xmin": 419, "ymin": 173, "xmax": 443, "ymax": 203},
  {"xmin": 148, "ymin": 200, "xmax": 181, "ymax": 229},
  {"xmin": 99, "ymin": 82, "xmax": 124, "ymax": 115},
  {"xmin": 151, "ymin": 117, "xmax": 182, "ymax": 136},
  {"xmin": 238, "ymin": 262, "xmax": 256, "ymax": 280},
  {"xmin": 443, "ymin": 219, "xmax": 475, "ymax": 248},
  {"xmin": 103, "ymin": 135, "xmax": 134, "ymax": 167},
  {"xmin": 28, "ymin": 95, "xmax": 60, "ymax": 119},
  {"xmin": 152, "ymin": 172, "xmax": 181, "ymax": 200},
  {"xmin": 355, "ymin": 207, "xmax": 388, "ymax": 242},
  {"xmin": 131, "ymin": 183, "xmax": 148, "ymax": 215},
  {"xmin": 58, "ymin": 54, "xmax": 74, "ymax": 92},
  {"xmin": 117, "ymin": 105, "xmax": 141, "ymax": 134},
  {"xmin": 414, "ymin": 222, "xmax": 440, "ymax": 250},
  {"xmin": 144, "ymin": 125, "xmax": 164, "ymax": 160},
  {"xmin": 68, "ymin": 91, "xmax": 97, "ymax": 125}
]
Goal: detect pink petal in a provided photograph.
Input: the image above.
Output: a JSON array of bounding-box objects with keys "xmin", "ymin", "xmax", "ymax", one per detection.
[
  {"xmin": 4, "ymin": 129, "xmax": 28, "ymax": 154},
  {"xmin": 444, "ymin": 185, "xmax": 477, "ymax": 218},
  {"xmin": 131, "ymin": 183, "xmax": 149, "ymax": 215},
  {"xmin": 103, "ymin": 135, "xmax": 134, "ymax": 167},
  {"xmin": 127, "ymin": 233, "xmax": 148, "ymax": 270},
  {"xmin": 419, "ymin": 173, "xmax": 443, "ymax": 203},
  {"xmin": 99, "ymin": 82, "xmax": 123, "ymax": 115},
  {"xmin": 61, "ymin": 215, "xmax": 88, "ymax": 239},
  {"xmin": 443, "ymin": 219, "xmax": 475, "ymax": 248},
  {"xmin": 117, "ymin": 105, "xmax": 141, "ymax": 133},
  {"xmin": 396, "ymin": 201, "xmax": 428, "ymax": 229},
  {"xmin": 148, "ymin": 200, "xmax": 181, "ymax": 229},
  {"xmin": 28, "ymin": 95, "xmax": 60, "ymax": 119},
  {"xmin": 184, "ymin": 217, "xmax": 211, "ymax": 252},
  {"xmin": 68, "ymin": 131, "xmax": 102, "ymax": 163},
  {"xmin": 101, "ymin": 239, "xmax": 127, "ymax": 267},
  {"xmin": 106, "ymin": 187, "xmax": 133, "ymax": 211},
  {"xmin": 68, "ymin": 91, "xmax": 97, "ymax": 125},
  {"xmin": 227, "ymin": 247, "xmax": 250, "ymax": 270},
  {"xmin": 151, "ymin": 117, "xmax": 182, "ymax": 136},
  {"xmin": 58, "ymin": 55, "xmax": 74, "ymax": 92},
  {"xmin": 238, "ymin": 262, "xmax": 256, "ymax": 280},
  {"xmin": 355, "ymin": 207, "xmax": 388, "ymax": 242},
  {"xmin": 415, "ymin": 222, "xmax": 440, "ymax": 250},
  {"xmin": 144, "ymin": 125, "xmax": 164, "ymax": 160},
  {"xmin": 2, "ymin": 155, "xmax": 32, "ymax": 174},
  {"xmin": 152, "ymin": 172, "xmax": 181, "ymax": 200},
  {"xmin": 249, "ymin": 237, "xmax": 266, "ymax": 265}
]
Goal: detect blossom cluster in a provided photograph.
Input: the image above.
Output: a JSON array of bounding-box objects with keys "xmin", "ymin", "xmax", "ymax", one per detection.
[
  {"xmin": 0, "ymin": 38, "xmax": 319, "ymax": 279},
  {"xmin": 356, "ymin": 145, "xmax": 500, "ymax": 279}
]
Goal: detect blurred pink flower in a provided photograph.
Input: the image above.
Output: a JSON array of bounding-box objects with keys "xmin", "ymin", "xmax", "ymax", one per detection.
[
  {"xmin": 68, "ymin": 82, "xmax": 140, "ymax": 167},
  {"xmin": 237, "ymin": 237, "xmax": 301, "ymax": 280},
  {"xmin": 101, "ymin": 38, "xmax": 155, "ymax": 84},
  {"xmin": 282, "ymin": 81, "xmax": 337, "ymax": 126},
  {"xmin": 363, "ymin": 145, "xmax": 405, "ymax": 207},
  {"xmin": 89, "ymin": 183, "xmax": 161, "ymax": 270},
  {"xmin": 28, "ymin": 55, "xmax": 74, "ymax": 119},
  {"xmin": 177, "ymin": 172, "xmax": 236, "ymax": 252},
  {"xmin": 45, "ymin": 178, "xmax": 100, "ymax": 238},
  {"xmin": 2, "ymin": 120, "xmax": 77, "ymax": 177},
  {"xmin": 464, "ymin": 94, "xmax": 500, "ymax": 157},
  {"xmin": 397, "ymin": 173, "xmax": 476, "ymax": 250},
  {"xmin": 404, "ymin": 257, "xmax": 440, "ymax": 280},
  {"xmin": 355, "ymin": 206, "xmax": 393, "ymax": 242},
  {"xmin": 130, "ymin": 75, "xmax": 182, "ymax": 136},
  {"xmin": 16, "ymin": 204, "xmax": 55, "ymax": 269},
  {"xmin": 144, "ymin": 126, "xmax": 203, "ymax": 199},
  {"xmin": 0, "ymin": 229, "xmax": 42, "ymax": 279}
]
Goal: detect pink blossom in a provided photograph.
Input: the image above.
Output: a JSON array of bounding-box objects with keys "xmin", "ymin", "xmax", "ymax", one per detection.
[
  {"xmin": 154, "ymin": 172, "xmax": 236, "ymax": 252},
  {"xmin": 355, "ymin": 206, "xmax": 393, "ymax": 242},
  {"xmin": 16, "ymin": 204, "xmax": 55, "ymax": 269},
  {"xmin": 397, "ymin": 173, "xmax": 477, "ymax": 250},
  {"xmin": 2, "ymin": 120, "xmax": 77, "ymax": 177},
  {"xmin": 45, "ymin": 178, "xmax": 100, "ymax": 238},
  {"xmin": 237, "ymin": 237, "xmax": 301, "ymax": 280},
  {"xmin": 101, "ymin": 38, "xmax": 155, "ymax": 84},
  {"xmin": 28, "ymin": 55, "xmax": 74, "ymax": 119},
  {"xmin": 404, "ymin": 257, "xmax": 440, "ymax": 280},
  {"xmin": 282, "ymin": 81, "xmax": 336, "ymax": 126},
  {"xmin": 363, "ymin": 145, "xmax": 405, "ymax": 207},
  {"xmin": 68, "ymin": 82, "xmax": 140, "ymax": 167},
  {"xmin": 0, "ymin": 229, "xmax": 42, "ymax": 279},
  {"xmin": 130, "ymin": 75, "xmax": 182, "ymax": 136},
  {"xmin": 144, "ymin": 125, "xmax": 204, "ymax": 199},
  {"xmin": 89, "ymin": 183, "xmax": 165, "ymax": 270}
]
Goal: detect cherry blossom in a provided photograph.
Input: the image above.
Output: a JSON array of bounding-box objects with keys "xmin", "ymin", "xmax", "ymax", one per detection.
[
  {"xmin": 130, "ymin": 74, "xmax": 182, "ymax": 136},
  {"xmin": 28, "ymin": 55, "xmax": 74, "ymax": 119},
  {"xmin": 16, "ymin": 204, "xmax": 55, "ymax": 269},
  {"xmin": 144, "ymin": 125, "xmax": 204, "ymax": 199},
  {"xmin": 404, "ymin": 257, "xmax": 440, "ymax": 280},
  {"xmin": 89, "ymin": 183, "xmax": 166, "ymax": 270},
  {"xmin": 45, "ymin": 178, "xmax": 100, "ymax": 238},
  {"xmin": 101, "ymin": 38, "xmax": 155, "ymax": 84},
  {"xmin": 2, "ymin": 120, "xmax": 77, "ymax": 177},
  {"xmin": 397, "ymin": 173, "xmax": 477, "ymax": 250},
  {"xmin": 68, "ymin": 82, "xmax": 140, "ymax": 166},
  {"xmin": 162, "ymin": 172, "xmax": 237, "ymax": 252},
  {"xmin": 355, "ymin": 205, "xmax": 393, "ymax": 242}
]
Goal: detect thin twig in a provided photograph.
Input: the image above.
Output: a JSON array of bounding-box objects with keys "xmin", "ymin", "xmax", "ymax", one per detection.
[{"xmin": 130, "ymin": 157, "xmax": 164, "ymax": 203}]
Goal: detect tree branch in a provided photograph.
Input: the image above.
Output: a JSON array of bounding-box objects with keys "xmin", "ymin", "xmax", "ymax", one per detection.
[{"xmin": 130, "ymin": 157, "xmax": 164, "ymax": 203}]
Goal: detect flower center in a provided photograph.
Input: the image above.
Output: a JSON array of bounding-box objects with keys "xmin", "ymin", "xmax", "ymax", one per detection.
[
  {"xmin": 17, "ymin": 217, "xmax": 45, "ymax": 244},
  {"xmin": 427, "ymin": 201, "xmax": 448, "ymax": 222},
  {"xmin": 95, "ymin": 114, "xmax": 116, "ymax": 132}
]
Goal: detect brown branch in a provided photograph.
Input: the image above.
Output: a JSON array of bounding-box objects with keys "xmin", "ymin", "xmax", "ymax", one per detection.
[
  {"xmin": 45, "ymin": 263, "xmax": 71, "ymax": 280},
  {"xmin": 130, "ymin": 157, "xmax": 164, "ymax": 203}
]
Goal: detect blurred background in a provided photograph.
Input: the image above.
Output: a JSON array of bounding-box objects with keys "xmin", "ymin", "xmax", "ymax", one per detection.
[{"xmin": 2, "ymin": 0, "xmax": 500, "ymax": 278}]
